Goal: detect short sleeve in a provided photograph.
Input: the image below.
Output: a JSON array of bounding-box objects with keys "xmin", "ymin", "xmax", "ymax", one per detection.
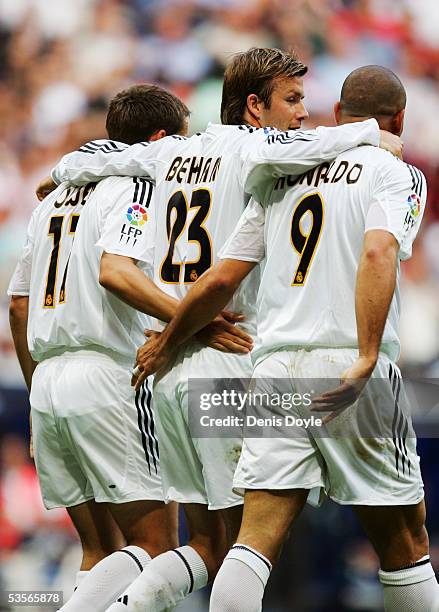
[
  {"xmin": 365, "ymin": 162, "xmax": 427, "ymax": 261},
  {"xmin": 219, "ymin": 198, "xmax": 266, "ymax": 263},
  {"xmin": 7, "ymin": 206, "xmax": 39, "ymax": 296},
  {"xmin": 96, "ymin": 177, "xmax": 156, "ymax": 267}
]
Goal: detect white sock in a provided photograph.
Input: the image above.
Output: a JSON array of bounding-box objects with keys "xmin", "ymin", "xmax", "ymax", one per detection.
[
  {"xmin": 210, "ymin": 543, "xmax": 272, "ymax": 612},
  {"xmin": 59, "ymin": 546, "xmax": 151, "ymax": 612},
  {"xmin": 74, "ymin": 570, "xmax": 89, "ymax": 591},
  {"xmin": 379, "ymin": 556, "xmax": 439, "ymax": 611},
  {"xmin": 106, "ymin": 545, "xmax": 208, "ymax": 611}
]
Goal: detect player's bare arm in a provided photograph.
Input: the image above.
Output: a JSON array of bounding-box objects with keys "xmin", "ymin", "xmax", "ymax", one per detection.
[
  {"xmin": 100, "ymin": 252, "xmax": 180, "ymax": 321},
  {"xmin": 9, "ymin": 295, "xmax": 38, "ymax": 458},
  {"xmin": 101, "ymin": 253, "xmax": 252, "ymax": 355},
  {"xmin": 312, "ymin": 229, "xmax": 399, "ymax": 421},
  {"xmin": 9, "ymin": 296, "xmax": 37, "ymax": 391},
  {"xmin": 39, "ymin": 122, "xmax": 399, "ymax": 200},
  {"xmin": 132, "ymin": 259, "xmax": 255, "ymax": 389}
]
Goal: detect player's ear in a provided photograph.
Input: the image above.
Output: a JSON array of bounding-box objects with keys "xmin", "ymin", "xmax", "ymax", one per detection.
[
  {"xmin": 334, "ymin": 101, "xmax": 342, "ymax": 125},
  {"xmin": 245, "ymin": 93, "xmax": 264, "ymax": 126},
  {"xmin": 392, "ymin": 109, "xmax": 405, "ymax": 136},
  {"xmin": 149, "ymin": 129, "xmax": 167, "ymax": 142}
]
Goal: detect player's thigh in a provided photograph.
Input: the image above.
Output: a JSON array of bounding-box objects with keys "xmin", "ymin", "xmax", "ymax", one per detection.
[
  {"xmin": 186, "ymin": 348, "xmax": 254, "ymax": 510},
  {"xmin": 108, "ymin": 499, "xmax": 179, "ymax": 554},
  {"xmin": 58, "ymin": 360, "xmax": 163, "ymax": 504},
  {"xmin": 233, "ymin": 352, "xmax": 325, "ymax": 505},
  {"xmin": 67, "ymin": 500, "xmax": 125, "ymax": 558},
  {"xmin": 238, "ymin": 489, "xmax": 309, "ymax": 565},
  {"xmin": 153, "ymin": 370, "xmax": 208, "ymax": 506},
  {"xmin": 298, "ymin": 350, "xmax": 424, "ymax": 506},
  {"xmin": 30, "ymin": 360, "xmax": 93, "ymax": 509},
  {"xmin": 192, "ymin": 434, "xmax": 244, "ymax": 510},
  {"xmin": 353, "ymin": 500, "xmax": 428, "ymax": 569}
]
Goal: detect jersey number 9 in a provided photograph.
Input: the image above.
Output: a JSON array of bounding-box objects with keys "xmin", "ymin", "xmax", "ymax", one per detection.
[{"xmin": 290, "ymin": 192, "xmax": 324, "ymax": 286}]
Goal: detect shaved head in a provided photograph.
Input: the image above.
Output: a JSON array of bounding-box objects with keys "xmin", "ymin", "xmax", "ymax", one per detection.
[{"xmin": 340, "ymin": 65, "xmax": 406, "ymax": 118}]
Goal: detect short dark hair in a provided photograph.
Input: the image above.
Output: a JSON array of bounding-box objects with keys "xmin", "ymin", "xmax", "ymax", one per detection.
[
  {"xmin": 221, "ymin": 47, "xmax": 308, "ymax": 125},
  {"xmin": 340, "ymin": 65, "xmax": 406, "ymax": 118},
  {"xmin": 106, "ymin": 84, "xmax": 190, "ymax": 144}
]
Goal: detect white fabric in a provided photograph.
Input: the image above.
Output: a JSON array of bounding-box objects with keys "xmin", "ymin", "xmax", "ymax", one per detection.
[
  {"xmin": 30, "ymin": 351, "xmax": 162, "ymax": 509},
  {"xmin": 107, "ymin": 545, "xmax": 208, "ymax": 612},
  {"xmin": 74, "ymin": 570, "xmax": 89, "ymax": 591},
  {"xmin": 50, "ymin": 121, "xmax": 380, "ymax": 335},
  {"xmin": 210, "ymin": 545, "xmax": 271, "ymax": 612},
  {"xmin": 379, "ymin": 561, "xmax": 439, "ymax": 612},
  {"xmin": 233, "ymin": 348, "xmax": 424, "ymax": 506},
  {"xmin": 47, "ymin": 120, "xmax": 381, "ymax": 515},
  {"xmin": 60, "ymin": 546, "xmax": 151, "ymax": 612},
  {"xmin": 226, "ymin": 544, "xmax": 271, "ymax": 585},
  {"xmin": 8, "ymin": 177, "xmax": 155, "ymax": 363},
  {"xmin": 379, "ymin": 560, "xmax": 435, "ymax": 587},
  {"xmin": 153, "ymin": 342, "xmax": 252, "ymax": 509},
  {"xmin": 51, "ymin": 121, "xmax": 380, "ymax": 194},
  {"xmin": 220, "ymin": 148, "xmax": 427, "ymax": 363}
]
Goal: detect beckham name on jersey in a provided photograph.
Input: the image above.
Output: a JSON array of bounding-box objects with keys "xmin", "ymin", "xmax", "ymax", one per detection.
[
  {"xmin": 165, "ymin": 156, "xmax": 222, "ymax": 184},
  {"xmin": 273, "ymin": 159, "xmax": 363, "ymax": 192}
]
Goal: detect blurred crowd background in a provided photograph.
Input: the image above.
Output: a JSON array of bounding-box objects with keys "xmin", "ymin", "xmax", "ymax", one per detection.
[{"xmin": 0, "ymin": 0, "xmax": 438, "ymax": 610}]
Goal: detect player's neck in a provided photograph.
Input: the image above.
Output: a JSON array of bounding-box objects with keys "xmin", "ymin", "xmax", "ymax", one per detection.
[
  {"xmin": 338, "ymin": 115, "xmax": 397, "ymax": 135},
  {"xmin": 338, "ymin": 115, "xmax": 372, "ymax": 126},
  {"xmin": 241, "ymin": 110, "xmax": 262, "ymax": 129}
]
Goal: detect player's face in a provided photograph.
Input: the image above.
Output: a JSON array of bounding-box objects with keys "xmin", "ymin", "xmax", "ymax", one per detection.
[{"xmin": 261, "ymin": 76, "xmax": 308, "ymax": 131}]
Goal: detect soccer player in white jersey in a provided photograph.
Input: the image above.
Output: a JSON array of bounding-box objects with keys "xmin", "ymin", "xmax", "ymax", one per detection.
[
  {"xmin": 37, "ymin": 49, "xmax": 403, "ymax": 612},
  {"xmin": 135, "ymin": 66, "xmax": 439, "ymax": 611},
  {"xmin": 7, "ymin": 85, "xmax": 199, "ymax": 612}
]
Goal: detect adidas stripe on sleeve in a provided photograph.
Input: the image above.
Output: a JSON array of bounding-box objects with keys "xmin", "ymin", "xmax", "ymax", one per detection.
[
  {"xmin": 365, "ymin": 161, "xmax": 427, "ymax": 260},
  {"xmin": 96, "ymin": 177, "xmax": 155, "ymax": 266}
]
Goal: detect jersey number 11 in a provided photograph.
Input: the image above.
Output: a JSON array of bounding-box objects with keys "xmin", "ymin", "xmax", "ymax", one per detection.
[{"xmin": 43, "ymin": 214, "xmax": 79, "ymax": 308}]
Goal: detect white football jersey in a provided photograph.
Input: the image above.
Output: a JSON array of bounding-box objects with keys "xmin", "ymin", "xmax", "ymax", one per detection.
[
  {"xmin": 219, "ymin": 146, "xmax": 427, "ymax": 363},
  {"xmin": 51, "ymin": 122, "xmax": 380, "ymax": 332},
  {"xmin": 8, "ymin": 177, "xmax": 155, "ymax": 363}
]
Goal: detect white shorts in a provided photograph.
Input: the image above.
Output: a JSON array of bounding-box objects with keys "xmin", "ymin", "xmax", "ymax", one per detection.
[
  {"xmin": 234, "ymin": 348, "xmax": 424, "ymax": 506},
  {"xmin": 30, "ymin": 350, "xmax": 163, "ymax": 509},
  {"xmin": 153, "ymin": 342, "xmax": 253, "ymax": 510}
]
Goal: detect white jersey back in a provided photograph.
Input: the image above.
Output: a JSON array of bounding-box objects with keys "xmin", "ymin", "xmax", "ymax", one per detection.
[
  {"xmin": 52, "ymin": 121, "xmax": 380, "ymax": 333},
  {"xmin": 220, "ymin": 146, "xmax": 427, "ymax": 362},
  {"xmin": 150, "ymin": 127, "xmax": 263, "ymax": 333},
  {"xmin": 8, "ymin": 177, "xmax": 155, "ymax": 363}
]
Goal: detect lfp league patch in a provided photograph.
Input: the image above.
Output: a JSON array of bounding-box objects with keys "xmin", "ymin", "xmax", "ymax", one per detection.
[
  {"xmin": 126, "ymin": 204, "xmax": 148, "ymax": 227},
  {"xmin": 407, "ymin": 193, "xmax": 421, "ymax": 219}
]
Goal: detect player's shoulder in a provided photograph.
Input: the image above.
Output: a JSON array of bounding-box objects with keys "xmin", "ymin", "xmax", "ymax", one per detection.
[
  {"xmin": 96, "ymin": 175, "xmax": 153, "ymax": 190},
  {"xmin": 401, "ymin": 160, "xmax": 426, "ymax": 198},
  {"xmin": 342, "ymin": 144, "xmax": 394, "ymax": 165},
  {"xmin": 37, "ymin": 181, "xmax": 72, "ymax": 215},
  {"xmin": 372, "ymin": 150, "xmax": 426, "ymax": 196},
  {"xmin": 27, "ymin": 182, "xmax": 71, "ymax": 234},
  {"xmin": 204, "ymin": 123, "xmax": 276, "ymax": 149},
  {"xmin": 95, "ymin": 175, "xmax": 141, "ymax": 190},
  {"xmin": 77, "ymin": 139, "xmax": 128, "ymax": 155},
  {"xmin": 342, "ymin": 146, "xmax": 425, "ymax": 189},
  {"xmin": 94, "ymin": 175, "xmax": 154, "ymax": 208}
]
